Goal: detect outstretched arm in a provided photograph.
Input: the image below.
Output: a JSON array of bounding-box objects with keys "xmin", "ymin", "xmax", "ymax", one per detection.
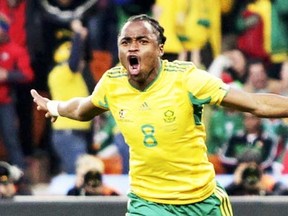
[
  {"xmin": 221, "ymin": 87, "xmax": 288, "ymax": 118},
  {"xmin": 31, "ymin": 89, "xmax": 106, "ymax": 122}
]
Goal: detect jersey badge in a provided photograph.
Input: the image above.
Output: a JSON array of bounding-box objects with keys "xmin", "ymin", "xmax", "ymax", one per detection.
[{"xmin": 163, "ymin": 110, "xmax": 176, "ymax": 123}]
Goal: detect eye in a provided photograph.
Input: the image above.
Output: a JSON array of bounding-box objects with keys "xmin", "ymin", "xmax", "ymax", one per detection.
[{"xmin": 140, "ymin": 40, "xmax": 148, "ymax": 45}]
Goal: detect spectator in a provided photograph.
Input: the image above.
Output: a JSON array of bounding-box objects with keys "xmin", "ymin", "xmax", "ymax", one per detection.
[
  {"xmin": 235, "ymin": 0, "xmax": 269, "ymax": 63},
  {"xmin": 37, "ymin": 0, "xmax": 118, "ymax": 83},
  {"xmin": 243, "ymin": 58, "xmax": 279, "ymax": 94},
  {"xmin": 152, "ymin": 0, "xmax": 185, "ymax": 61},
  {"xmin": 67, "ymin": 154, "xmax": 119, "ymax": 196},
  {"xmin": 208, "ymin": 48, "xmax": 247, "ymax": 88},
  {"xmin": 0, "ymin": 12, "xmax": 34, "ymax": 169},
  {"xmin": 243, "ymin": 59, "xmax": 288, "ymax": 169},
  {"xmin": 0, "ymin": 0, "xmax": 36, "ymax": 159},
  {"xmin": 48, "ymin": 19, "xmax": 93, "ymax": 174},
  {"xmin": 220, "ymin": 112, "xmax": 278, "ymax": 174},
  {"xmin": 244, "ymin": 0, "xmax": 288, "ymax": 79},
  {"xmin": 206, "ymin": 108, "xmax": 244, "ymax": 155},
  {"xmin": 0, "ymin": 161, "xmax": 32, "ymax": 199},
  {"xmin": 206, "ymin": 107, "xmax": 244, "ymax": 174},
  {"xmin": 225, "ymin": 150, "xmax": 288, "ymax": 196},
  {"xmin": 176, "ymin": 0, "xmax": 233, "ymax": 68}
]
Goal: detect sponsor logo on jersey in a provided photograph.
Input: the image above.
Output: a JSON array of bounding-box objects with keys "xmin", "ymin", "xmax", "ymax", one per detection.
[{"xmin": 139, "ymin": 102, "xmax": 150, "ymax": 111}]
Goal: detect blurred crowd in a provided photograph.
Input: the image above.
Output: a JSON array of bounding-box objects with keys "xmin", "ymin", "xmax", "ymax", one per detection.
[{"xmin": 1, "ymin": 0, "xmax": 288, "ymax": 197}]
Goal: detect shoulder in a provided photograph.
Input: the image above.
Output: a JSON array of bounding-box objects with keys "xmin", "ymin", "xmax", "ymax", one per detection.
[
  {"xmin": 105, "ymin": 65, "xmax": 127, "ymax": 79},
  {"xmin": 162, "ymin": 60, "xmax": 196, "ymax": 73}
]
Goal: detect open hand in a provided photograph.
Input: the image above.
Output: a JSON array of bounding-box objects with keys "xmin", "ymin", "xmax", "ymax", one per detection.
[{"xmin": 30, "ymin": 89, "xmax": 58, "ymax": 122}]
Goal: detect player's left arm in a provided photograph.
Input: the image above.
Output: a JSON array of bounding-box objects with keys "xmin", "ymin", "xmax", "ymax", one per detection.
[{"xmin": 221, "ymin": 87, "xmax": 288, "ymax": 118}]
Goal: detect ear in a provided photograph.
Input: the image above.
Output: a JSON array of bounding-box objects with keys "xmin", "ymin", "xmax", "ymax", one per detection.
[{"xmin": 159, "ymin": 44, "xmax": 164, "ymax": 57}]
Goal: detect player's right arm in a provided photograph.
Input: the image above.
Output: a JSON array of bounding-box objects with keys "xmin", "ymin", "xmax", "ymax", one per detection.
[{"xmin": 30, "ymin": 89, "xmax": 106, "ymax": 122}]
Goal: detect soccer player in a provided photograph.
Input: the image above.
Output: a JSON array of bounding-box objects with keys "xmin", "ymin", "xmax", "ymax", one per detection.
[{"xmin": 31, "ymin": 14, "xmax": 288, "ymax": 215}]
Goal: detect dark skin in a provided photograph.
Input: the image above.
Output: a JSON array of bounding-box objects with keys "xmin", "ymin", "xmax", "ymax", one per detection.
[
  {"xmin": 31, "ymin": 19, "xmax": 288, "ymax": 123},
  {"xmin": 118, "ymin": 20, "xmax": 164, "ymax": 91}
]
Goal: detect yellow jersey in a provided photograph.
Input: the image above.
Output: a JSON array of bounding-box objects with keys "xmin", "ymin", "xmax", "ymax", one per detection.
[
  {"xmin": 91, "ymin": 60, "xmax": 229, "ymax": 204},
  {"xmin": 48, "ymin": 63, "xmax": 91, "ymax": 130}
]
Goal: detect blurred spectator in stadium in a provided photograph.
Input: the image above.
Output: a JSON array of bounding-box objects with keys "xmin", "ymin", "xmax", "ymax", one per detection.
[
  {"xmin": 175, "ymin": 0, "xmax": 233, "ymax": 68},
  {"xmin": 67, "ymin": 154, "xmax": 119, "ymax": 196},
  {"xmin": 0, "ymin": 0, "xmax": 29, "ymax": 47},
  {"xmin": 208, "ymin": 48, "xmax": 247, "ymax": 88},
  {"xmin": 36, "ymin": 0, "xmax": 118, "ymax": 84},
  {"xmin": 206, "ymin": 37, "xmax": 247, "ymax": 174},
  {"xmin": 206, "ymin": 107, "xmax": 244, "ymax": 174},
  {"xmin": 243, "ymin": 58, "xmax": 279, "ymax": 94},
  {"xmin": 92, "ymin": 112, "xmax": 123, "ymax": 174},
  {"xmin": 48, "ymin": 19, "xmax": 93, "ymax": 174},
  {"xmin": 243, "ymin": 59, "xmax": 288, "ymax": 172},
  {"xmin": 221, "ymin": 0, "xmax": 253, "ymax": 36},
  {"xmin": 25, "ymin": 2, "xmax": 114, "ymax": 175},
  {"xmin": 207, "ymin": 108, "xmax": 244, "ymax": 155},
  {"xmin": 220, "ymin": 112, "xmax": 278, "ymax": 174},
  {"xmin": 87, "ymin": 0, "xmax": 118, "ymax": 82},
  {"xmin": 0, "ymin": 12, "xmax": 34, "ymax": 169},
  {"xmin": 152, "ymin": 0, "xmax": 185, "ymax": 61},
  {"xmin": 0, "ymin": 0, "xmax": 36, "ymax": 159},
  {"xmin": 242, "ymin": 0, "xmax": 288, "ymax": 79},
  {"xmin": 225, "ymin": 150, "xmax": 288, "ymax": 196},
  {"xmin": 0, "ymin": 161, "xmax": 32, "ymax": 199},
  {"xmin": 234, "ymin": 0, "xmax": 269, "ymax": 64}
]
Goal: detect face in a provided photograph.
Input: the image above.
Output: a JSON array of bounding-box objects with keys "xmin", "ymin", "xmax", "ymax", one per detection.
[
  {"xmin": 230, "ymin": 50, "xmax": 246, "ymax": 77},
  {"xmin": 248, "ymin": 63, "xmax": 267, "ymax": 90},
  {"xmin": 0, "ymin": 182, "xmax": 16, "ymax": 199},
  {"xmin": 118, "ymin": 20, "xmax": 164, "ymax": 89},
  {"xmin": 244, "ymin": 113, "xmax": 261, "ymax": 132}
]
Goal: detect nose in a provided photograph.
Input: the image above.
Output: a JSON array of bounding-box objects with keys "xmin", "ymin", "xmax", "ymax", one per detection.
[{"xmin": 129, "ymin": 40, "xmax": 139, "ymax": 51}]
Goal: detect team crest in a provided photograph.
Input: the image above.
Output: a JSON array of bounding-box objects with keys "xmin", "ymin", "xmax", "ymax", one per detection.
[{"xmin": 163, "ymin": 110, "xmax": 176, "ymax": 123}]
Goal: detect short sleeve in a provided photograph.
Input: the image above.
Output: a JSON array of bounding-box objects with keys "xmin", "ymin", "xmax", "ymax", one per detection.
[
  {"xmin": 184, "ymin": 68, "xmax": 229, "ymax": 105},
  {"xmin": 91, "ymin": 72, "xmax": 109, "ymax": 110}
]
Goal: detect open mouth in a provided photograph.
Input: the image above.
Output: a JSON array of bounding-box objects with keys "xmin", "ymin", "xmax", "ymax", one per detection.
[{"xmin": 128, "ymin": 56, "xmax": 140, "ymax": 75}]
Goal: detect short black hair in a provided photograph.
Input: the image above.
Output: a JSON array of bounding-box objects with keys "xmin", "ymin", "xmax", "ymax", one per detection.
[
  {"xmin": 126, "ymin": 14, "xmax": 166, "ymax": 45},
  {"xmin": 84, "ymin": 170, "xmax": 102, "ymax": 188}
]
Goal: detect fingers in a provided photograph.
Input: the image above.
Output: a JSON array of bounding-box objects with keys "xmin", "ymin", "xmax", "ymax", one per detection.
[
  {"xmin": 51, "ymin": 116, "xmax": 58, "ymax": 123},
  {"xmin": 31, "ymin": 89, "xmax": 58, "ymax": 123},
  {"xmin": 45, "ymin": 112, "xmax": 58, "ymax": 122},
  {"xmin": 30, "ymin": 89, "xmax": 39, "ymax": 99},
  {"xmin": 31, "ymin": 89, "xmax": 48, "ymax": 110}
]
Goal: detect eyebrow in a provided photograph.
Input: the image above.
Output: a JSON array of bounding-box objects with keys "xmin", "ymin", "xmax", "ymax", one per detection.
[{"xmin": 120, "ymin": 35, "xmax": 150, "ymax": 41}]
